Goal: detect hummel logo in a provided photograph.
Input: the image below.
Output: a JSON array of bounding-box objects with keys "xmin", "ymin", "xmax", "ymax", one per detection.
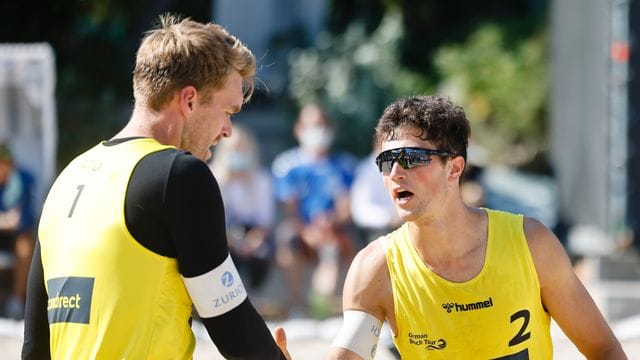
[{"xmin": 442, "ymin": 297, "xmax": 494, "ymax": 313}]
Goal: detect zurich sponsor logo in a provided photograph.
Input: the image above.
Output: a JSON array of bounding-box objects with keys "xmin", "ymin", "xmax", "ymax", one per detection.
[{"xmin": 221, "ymin": 271, "xmax": 234, "ymax": 287}]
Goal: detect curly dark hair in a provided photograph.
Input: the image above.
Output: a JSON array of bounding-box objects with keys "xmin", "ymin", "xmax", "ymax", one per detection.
[{"xmin": 375, "ymin": 95, "xmax": 470, "ymax": 163}]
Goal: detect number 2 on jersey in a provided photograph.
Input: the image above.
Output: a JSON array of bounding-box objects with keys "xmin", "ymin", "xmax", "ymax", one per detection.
[
  {"xmin": 68, "ymin": 184, "xmax": 85, "ymax": 218},
  {"xmin": 509, "ymin": 309, "xmax": 531, "ymax": 347},
  {"xmin": 491, "ymin": 310, "xmax": 532, "ymax": 359}
]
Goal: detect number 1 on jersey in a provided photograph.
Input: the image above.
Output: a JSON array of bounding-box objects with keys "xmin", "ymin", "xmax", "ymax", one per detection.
[{"xmin": 68, "ymin": 184, "xmax": 85, "ymax": 218}]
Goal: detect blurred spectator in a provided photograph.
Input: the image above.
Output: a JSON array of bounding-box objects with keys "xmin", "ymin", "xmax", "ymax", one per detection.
[
  {"xmin": 350, "ymin": 134, "xmax": 401, "ymax": 246},
  {"xmin": 0, "ymin": 143, "xmax": 35, "ymax": 319},
  {"xmin": 460, "ymin": 164, "xmax": 486, "ymax": 208},
  {"xmin": 271, "ymin": 104, "xmax": 356, "ymax": 317},
  {"xmin": 210, "ymin": 126, "xmax": 276, "ymax": 292}
]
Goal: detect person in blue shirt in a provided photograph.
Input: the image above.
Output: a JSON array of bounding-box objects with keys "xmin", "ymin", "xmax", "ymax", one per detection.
[
  {"xmin": 210, "ymin": 125, "xmax": 277, "ymax": 291},
  {"xmin": 272, "ymin": 105, "xmax": 357, "ymax": 317},
  {"xmin": 0, "ymin": 142, "xmax": 35, "ymax": 319}
]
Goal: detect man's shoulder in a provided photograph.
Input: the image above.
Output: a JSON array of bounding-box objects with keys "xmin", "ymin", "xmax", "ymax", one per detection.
[
  {"xmin": 522, "ymin": 216, "xmax": 557, "ymax": 253},
  {"xmin": 343, "ymin": 237, "xmax": 393, "ymax": 317},
  {"xmin": 164, "ymin": 150, "xmax": 216, "ymax": 185},
  {"xmin": 351, "ymin": 238, "xmax": 389, "ymax": 276},
  {"xmin": 130, "ymin": 147, "xmax": 214, "ymax": 192},
  {"xmin": 139, "ymin": 147, "xmax": 202, "ymax": 171}
]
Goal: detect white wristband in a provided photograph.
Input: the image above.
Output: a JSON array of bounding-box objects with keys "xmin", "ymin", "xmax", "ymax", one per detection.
[
  {"xmin": 182, "ymin": 254, "xmax": 247, "ymax": 318},
  {"xmin": 331, "ymin": 310, "xmax": 382, "ymax": 360}
]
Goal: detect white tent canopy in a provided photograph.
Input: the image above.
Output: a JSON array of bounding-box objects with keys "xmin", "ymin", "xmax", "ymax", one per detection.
[{"xmin": 0, "ymin": 43, "xmax": 57, "ymax": 210}]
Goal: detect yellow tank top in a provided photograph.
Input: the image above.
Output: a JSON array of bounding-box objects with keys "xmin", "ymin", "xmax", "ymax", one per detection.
[
  {"xmin": 385, "ymin": 209, "xmax": 552, "ymax": 359},
  {"xmin": 39, "ymin": 139, "xmax": 195, "ymax": 359}
]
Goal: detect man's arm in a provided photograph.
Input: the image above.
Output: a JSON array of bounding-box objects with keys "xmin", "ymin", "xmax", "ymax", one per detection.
[
  {"xmin": 165, "ymin": 154, "xmax": 288, "ymax": 359},
  {"xmin": 22, "ymin": 239, "xmax": 51, "ymax": 360},
  {"xmin": 525, "ymin": 217, "xmax": 627, "ymax": 359},
  {"xmin": 328, "ymin": 239, "xmax": 392, "ymax": 360}
]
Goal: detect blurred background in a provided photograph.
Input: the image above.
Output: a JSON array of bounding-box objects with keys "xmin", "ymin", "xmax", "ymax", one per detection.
[{"xmin": 0, "ymin": 0, "xmax": 639, "ymax": 358}]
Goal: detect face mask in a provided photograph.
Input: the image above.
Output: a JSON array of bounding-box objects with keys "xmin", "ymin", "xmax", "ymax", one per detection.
[
  {"xmin": 299, "ymin": 126, "xmax": 334, "ymax": 151},
  {"xmin": 228, "ymin": 152, "xmax": 253, "ymax": 171}
]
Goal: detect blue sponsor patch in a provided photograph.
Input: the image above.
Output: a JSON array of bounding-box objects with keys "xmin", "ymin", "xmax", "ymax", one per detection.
[
  {"xmin": 47, "ymin": 277, "xmax": 94, "ymax": 324},
  {"xmin": 221, "ymin": 271, "xmax": 234, "ymax": 287}
]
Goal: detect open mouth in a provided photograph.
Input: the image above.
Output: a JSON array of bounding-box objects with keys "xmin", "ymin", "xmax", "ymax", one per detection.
[{"xmin": 394, "ymin": 188, "xmax": 414, "ymax": 202}]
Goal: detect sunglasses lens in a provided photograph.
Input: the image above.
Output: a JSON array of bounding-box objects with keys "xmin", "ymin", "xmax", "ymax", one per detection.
[
  {"xmin": 376, "ymin": 147, "xmax": 449, "ymax": 173},
  {"xmin": 378, "ymin": 156, "xmax": 412, "ymax": 173},
  {"xmin": 396, "ymin": 157, "xmax": 410, "ymax": 169},
  {"xmin": 380, "ymin": 160, "xmax": 392, "ymax": 173}
]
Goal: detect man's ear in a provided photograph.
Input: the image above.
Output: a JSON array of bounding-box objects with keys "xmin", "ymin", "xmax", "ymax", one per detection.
[
  {"xmin": 179, "ymin": 86, "xmax": 197, "ymax": 114},
  {"xmin": 449, "ymin": 156, "xmax": 466, "ymax": 182}
]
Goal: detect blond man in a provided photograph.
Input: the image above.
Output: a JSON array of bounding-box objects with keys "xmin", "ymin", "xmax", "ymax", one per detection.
[{"xmin": 23, "ymin": 14, "xmax": 289, "ymax": 360}]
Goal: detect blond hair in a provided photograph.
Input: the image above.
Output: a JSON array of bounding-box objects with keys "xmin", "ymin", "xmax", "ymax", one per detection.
[{"xmin": 133, "ymin": 14, "xmax": 255, "ymax": 110}]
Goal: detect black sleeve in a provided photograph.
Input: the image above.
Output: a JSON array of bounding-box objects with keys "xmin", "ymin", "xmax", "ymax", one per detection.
[
  {"xmin": 152, "ymin": 152, "xmax": 286, "ymax": 359},
  {"xmin": 22, "ymin": 239, "xmax": 51, "ymax": 360},
  {"xmin": 163, "ymin": 153, "xmax": 229, "ymax": 275},
  {"xmin": 126, "ymin": 149, "xmax": 229, "ymax": 274},
  {"xmin": 201, "ymin": 301, "xmax": 286, "ymax": 360}
]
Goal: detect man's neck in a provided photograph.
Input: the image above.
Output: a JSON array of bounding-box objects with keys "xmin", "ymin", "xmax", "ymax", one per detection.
[
  {"xmin": 408, "ymin": 205, "xmax": 488, "ymax": 282},
  {"xmin": 113, "ymin": 105, "xmax": 182, "ymax": 147}
]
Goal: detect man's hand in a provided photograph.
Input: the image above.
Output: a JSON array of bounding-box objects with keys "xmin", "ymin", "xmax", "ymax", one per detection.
[{"xmin": 274, "ymin": 326, "xmax": 292, "ymax": 359}]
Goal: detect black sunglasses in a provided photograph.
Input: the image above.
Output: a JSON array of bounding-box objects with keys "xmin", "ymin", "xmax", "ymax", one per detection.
[{"xmin": 375, "ymin": 147, "xmax": 457, "ymax": 174}]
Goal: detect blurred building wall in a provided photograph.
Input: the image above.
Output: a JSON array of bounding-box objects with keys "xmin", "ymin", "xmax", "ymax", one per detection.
[
  {"xmin": 551, "ymin": 0, "xmax": 635, "ymax": 251},
  {"xmin": 550, "ymin": 0, "xmax": 610, "ymax": 233},
  {"xmin": 628, "ymin": 0, "xmax": 640, "ymax": 249}
]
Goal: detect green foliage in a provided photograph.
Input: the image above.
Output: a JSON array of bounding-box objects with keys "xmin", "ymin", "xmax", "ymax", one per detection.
[
  {"xmin": 0, "ymin": 0, "xmax": 212, "ymax": 169},
  {"xmin": 288, "ymin": 9, "xmax": 548, "ymax": 163},
  {"xmin": 434, "ymin": 23, "xmax": 549, "ymax": 165},
  {"xmin": 288, "ymin": 11, "xmax": 432, "ymax": 156},
  {"xmin": 1, "ymin": 0, "xmax": 548, "ymax": 168}
]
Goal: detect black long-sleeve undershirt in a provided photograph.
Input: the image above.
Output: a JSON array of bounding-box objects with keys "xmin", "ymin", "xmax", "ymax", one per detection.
[
  {"xmin": 22, "ymin": 241, "xmax": 49, "ymax": 359},
  {"xmin": 22, "ymin": 139, "xmax": 285, "ymax": 359}
]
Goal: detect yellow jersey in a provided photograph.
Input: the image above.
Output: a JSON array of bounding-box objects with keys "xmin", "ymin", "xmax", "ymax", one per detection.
[
  {"xmin": 385, "ymin": 209, "xmax": 552, "ymax": 359},
  {"xmin": 38, "ymin": 139, "xmax": 195, "ymax": 359}
]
